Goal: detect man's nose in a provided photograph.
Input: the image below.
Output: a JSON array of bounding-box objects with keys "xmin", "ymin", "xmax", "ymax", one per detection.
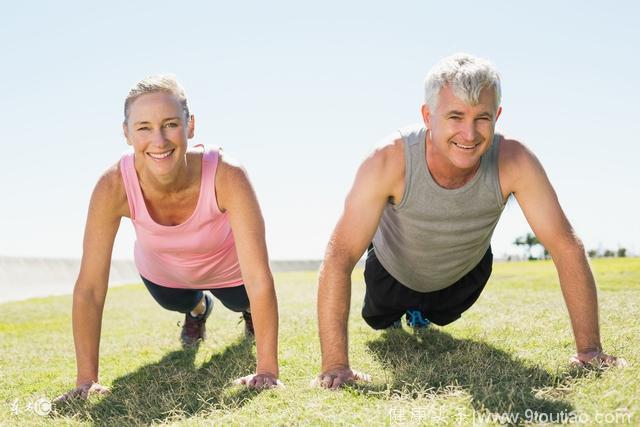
[{"xmin": 461, "ymin": 120, "xmax": 476, "ymax": 142}]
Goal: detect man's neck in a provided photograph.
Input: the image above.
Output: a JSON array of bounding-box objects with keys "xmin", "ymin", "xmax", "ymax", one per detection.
[{"xmin": 425, "ymin": 132, "xmax": 481, "ymax": 190}]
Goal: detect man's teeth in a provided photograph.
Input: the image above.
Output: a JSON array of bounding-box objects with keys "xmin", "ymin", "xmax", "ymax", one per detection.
[
  {"xmin": 148, "ymin": 150, "xmax": 174, "ymax": 159},
  {"xmin": 453, "ymin": 142, "xmax": 477, "ymax": 150}
]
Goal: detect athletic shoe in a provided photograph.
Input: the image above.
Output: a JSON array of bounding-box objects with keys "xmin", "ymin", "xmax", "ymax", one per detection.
[
  {"xmin": 180, "ymin": 292, "xmax": 213, "ymax": 347},
  {"xmin": 405, "ymin": 309, "xmax": 430, "ymax": 329},
  {"xmin": 241, "ymin": 311, "xmax": 254, "ymax": 337}
]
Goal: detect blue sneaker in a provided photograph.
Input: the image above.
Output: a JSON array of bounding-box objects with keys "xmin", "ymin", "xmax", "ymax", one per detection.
[{"xmin": 405, "ymin": 309, "xmax": 430, "ymax": 329}]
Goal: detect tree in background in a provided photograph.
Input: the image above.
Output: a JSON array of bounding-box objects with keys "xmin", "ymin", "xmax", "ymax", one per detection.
[{"xmin": 513, "ymin": 232, "xmax": 546, "ymax": 260}]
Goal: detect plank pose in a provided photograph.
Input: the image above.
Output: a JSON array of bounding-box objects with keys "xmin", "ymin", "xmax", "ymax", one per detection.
[
  {"xmin": 57, "ymin": 75, "xmax": 280, "ymax": 401},
  {"xmin": 316, "ymin": 53, "xmax": 624, "ymax": 388}
]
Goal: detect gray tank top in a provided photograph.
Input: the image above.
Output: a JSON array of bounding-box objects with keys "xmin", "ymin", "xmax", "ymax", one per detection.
[{"xmin": 372, "ymin": 124, "xmax": 506, "ymax": 292}]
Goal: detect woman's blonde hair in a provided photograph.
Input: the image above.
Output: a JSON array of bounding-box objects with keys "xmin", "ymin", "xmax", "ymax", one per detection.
[{"xmin": 123, "ymin": 74, "xmax": 190, "ymax": 124}]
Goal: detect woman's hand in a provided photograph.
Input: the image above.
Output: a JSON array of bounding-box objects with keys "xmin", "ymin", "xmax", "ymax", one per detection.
[{"xmin": 53, "ymin": 381, "xmax": 110, "ymax": 404}]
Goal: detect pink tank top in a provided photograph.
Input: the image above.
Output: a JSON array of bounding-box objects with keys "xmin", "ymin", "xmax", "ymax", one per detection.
[{"xmin": 119, "ymin": 148, "xmax": 243, "ymax": 289}]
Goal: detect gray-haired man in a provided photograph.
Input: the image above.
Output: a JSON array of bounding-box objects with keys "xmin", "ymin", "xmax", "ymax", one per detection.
[{"xmin": 315, "ymin": 53, "xmax": 624, "ymax": 389}]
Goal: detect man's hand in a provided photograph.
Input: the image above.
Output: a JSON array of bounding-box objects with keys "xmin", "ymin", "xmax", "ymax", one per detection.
[
  {"xmin": 312, "ymin": 367, "xmax": 371, "ymax": 390},
  {"xmin": 570, "ymin": 350, "xmax": 628, "ymax": 368},
  {"xmin": 53, "ymin": 381, "xmax": 110, "ymax": 404},
  {"xmin": 233, "ymin": 373, "xmax": 283, "ymax": 389}
]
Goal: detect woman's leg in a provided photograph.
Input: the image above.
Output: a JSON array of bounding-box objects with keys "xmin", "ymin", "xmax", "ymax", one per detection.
[
  {"xmin": 209, "ymin": 285, "xmax": 250, "ymax": 313},
  {"xmin": 141, "ymin": 276, "xmax": 203, "ymax": 313}
]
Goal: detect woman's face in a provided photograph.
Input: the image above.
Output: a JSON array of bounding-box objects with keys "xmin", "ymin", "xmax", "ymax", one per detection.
[{"xmin": 123, "ymin": 91, "xmax": 194, "ymax": 177}]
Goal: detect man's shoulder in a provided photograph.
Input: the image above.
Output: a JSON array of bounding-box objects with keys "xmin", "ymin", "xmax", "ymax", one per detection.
[
  {"xmin": 498, "ymin": 136, "xmax": 536, "ymax": 167},
  {"xmin": 368, "ymin": 132, "xmax": 406, "ymax": 174},
  {"xmin": 498, "ymin": 136, "xmax": 546, "ymax": 193}
]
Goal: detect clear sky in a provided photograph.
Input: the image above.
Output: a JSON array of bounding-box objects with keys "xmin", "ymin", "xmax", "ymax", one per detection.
[{"xmin": 1, "ymin": 1, "xmax": 638, "ymax": 261}]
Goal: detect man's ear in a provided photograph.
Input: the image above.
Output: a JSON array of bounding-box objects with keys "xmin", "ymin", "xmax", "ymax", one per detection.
[
  {"xmin": 495, "ymin": 106, "xmax": 503, "ymax": 123},
  {"xmin": 421, "ymin": 104, "xmax": 432, "ymax": 128},
  {"xmin": 123, "ymin": 122, "xmax": 132, "ymax": 146}
]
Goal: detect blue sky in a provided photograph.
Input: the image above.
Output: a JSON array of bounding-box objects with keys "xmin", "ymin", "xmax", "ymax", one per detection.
[{"xmin": 1, "ymin": 1, "xmax": 638, "ymax": 260}]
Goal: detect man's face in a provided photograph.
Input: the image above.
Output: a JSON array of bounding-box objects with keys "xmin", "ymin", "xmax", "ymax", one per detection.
[{"xmin": 422, "ymin": 84, "xmax": 501, "ymax": 171}]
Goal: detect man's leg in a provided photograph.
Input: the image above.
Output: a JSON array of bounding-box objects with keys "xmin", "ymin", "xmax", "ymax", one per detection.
[
  {"xmin": 362, "ymin": 246, "xmax": 416, "ymax": 330},
  {"xmin": 420, "ymin": 247, "xmax": 493, "ymax": 326}
]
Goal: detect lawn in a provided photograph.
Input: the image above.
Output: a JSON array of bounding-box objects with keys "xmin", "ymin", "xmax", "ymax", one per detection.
[{"xmin": 0, "ymin": 258, "xmax": 638, "ymax": 426}]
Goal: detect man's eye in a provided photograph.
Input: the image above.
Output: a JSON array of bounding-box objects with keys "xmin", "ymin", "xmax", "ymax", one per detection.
[
  {"xmin": 137, "ymin": 127, "xmax": 150, "ymax": 131},
  {"xmin": 449, "ymin": 116, "xmax": 462, "ymax": 120},
  {"xmin": 164, "ymin": 122, "xmax": 178, "ymax": 128}
]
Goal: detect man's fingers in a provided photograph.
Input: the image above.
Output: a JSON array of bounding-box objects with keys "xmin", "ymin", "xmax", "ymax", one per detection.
[
  {"xmin": 329, "ymin": 376, "xmax": 345, "ymax": 390},
  {"xmin": 352, "ymin": 370, "xmax": 372, "ymax": 382},
  {"xmin": 571, "ymin": 353, "xmax": 628, "ymax": 368},
  {"xmin": 233, "ymin": 375, "xmax": 248, "ymax": 385},
  {"xmin": 250, "ymin": 375, "xmax": 262, "ymax": 389}
]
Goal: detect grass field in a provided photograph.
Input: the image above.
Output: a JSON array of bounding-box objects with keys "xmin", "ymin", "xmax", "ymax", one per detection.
[{"xmin": 1, "ymin": 258, "xmax": 638, "ymax": 426}]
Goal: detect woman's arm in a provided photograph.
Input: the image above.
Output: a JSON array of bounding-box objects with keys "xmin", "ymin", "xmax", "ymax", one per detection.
[
  {"xmin": 216, "ymin": 155, "xmax": 280, "ymax": 388},
  {"xmin": 55, "ymin": 166, "xmax": 126, "ymax": 401}
]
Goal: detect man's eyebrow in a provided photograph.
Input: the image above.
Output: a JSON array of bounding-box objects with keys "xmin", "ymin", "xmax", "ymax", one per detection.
[
  {"xmin": 133, "ymin": 117, "xmax": 181, "ymax": 126},
  {"xmin": 446, "ymin": 110, "xmax": 465, "ymax": 116}
]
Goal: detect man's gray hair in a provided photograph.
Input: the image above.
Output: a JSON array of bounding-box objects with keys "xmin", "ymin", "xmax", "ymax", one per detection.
[
  {"xmin": 424, "ymin": 53, "xmax": 501, "ymax": 112},
  {"xmin": 124, "ymin": 74, "xmax": 190, "ymax": 124}
]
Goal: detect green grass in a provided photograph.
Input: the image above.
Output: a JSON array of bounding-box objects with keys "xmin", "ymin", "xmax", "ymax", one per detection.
[{"xmin": 1, "ymin": 258, "xmax": 638, "ymax": 426}]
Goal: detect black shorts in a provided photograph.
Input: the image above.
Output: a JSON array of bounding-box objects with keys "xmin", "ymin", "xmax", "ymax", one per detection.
[{"xmin": 362, "ymin": 246, "xmax": 493, "ymax": 329}]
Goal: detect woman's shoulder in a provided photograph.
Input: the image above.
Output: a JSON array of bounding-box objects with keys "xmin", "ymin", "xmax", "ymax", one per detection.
[
  {"xmin": 92, "ymin": 161, "xmax": 130, "ymax": 217},
  {"xmin": 216, "ymin": 149, "xmax": 248, "ymax": 183}
]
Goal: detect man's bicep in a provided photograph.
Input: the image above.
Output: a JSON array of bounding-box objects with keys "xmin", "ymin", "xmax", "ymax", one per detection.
[
  {"xmin": 326, "ymin": 160, "xmax": 390, "ymax": 267},
  {"xmin": 513, "ymin": 153, "xmax": 578, "ymax": 253}
]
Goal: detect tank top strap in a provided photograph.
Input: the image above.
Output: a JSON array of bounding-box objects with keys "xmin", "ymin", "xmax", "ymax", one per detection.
[
  {"xmin": 119, "ymin": 152, "xmax": 143, "ymax": 221},
  {"xmin": 200, "ymin": 147, "xmax": 223, "ymax": 215}
]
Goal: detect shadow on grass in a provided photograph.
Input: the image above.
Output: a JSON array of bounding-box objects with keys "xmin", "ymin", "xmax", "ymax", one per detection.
[
  {"xmin": 54, "ymin": 336, "xmax": 258, "ymax": 425},
  {"xmin": 363, "ymin": 328, "xmax": 581, "ymax": 416}
]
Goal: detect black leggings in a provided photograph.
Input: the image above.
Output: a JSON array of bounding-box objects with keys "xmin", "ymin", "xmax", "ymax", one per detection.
[{"xmin": 141, "ymin": 276, "xmax": 250, "ymax": 313}]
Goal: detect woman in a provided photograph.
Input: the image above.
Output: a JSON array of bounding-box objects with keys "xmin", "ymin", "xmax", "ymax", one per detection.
[{"xmin": 56, "ymin": 75, "xmax": 280, "ymax": 401}]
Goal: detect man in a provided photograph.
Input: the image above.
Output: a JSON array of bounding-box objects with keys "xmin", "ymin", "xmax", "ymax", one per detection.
[{"xmin": 315, "ymin": 53, "xmax": 624, "ymax": 389}]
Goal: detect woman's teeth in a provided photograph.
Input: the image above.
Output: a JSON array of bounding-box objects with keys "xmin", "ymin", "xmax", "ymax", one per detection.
[{"xmin": 148, "ymin": 149, "xmax": 174, "ymax": 159}]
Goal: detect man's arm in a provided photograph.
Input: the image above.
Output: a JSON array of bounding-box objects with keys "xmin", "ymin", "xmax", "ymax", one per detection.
[
  {"xmin": 502, "ymin": 139, "xmax": 624, "ymax": 366},
  {"xmin": 316, "ymin": 140, "xmax": 404, "ymax": 388},
  {"xmin": 216, "ymin": 156, "xmax": 281, "ymax": 388}
]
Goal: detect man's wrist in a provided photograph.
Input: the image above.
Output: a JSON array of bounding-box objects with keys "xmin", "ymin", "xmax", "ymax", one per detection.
[
  {"xmin": 321, "ymin": 362, "xmax": 350, "ymax": 373},
  {"xmin": 576, "ymin": 344, "xmax": 602, "ymax": 356}
]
